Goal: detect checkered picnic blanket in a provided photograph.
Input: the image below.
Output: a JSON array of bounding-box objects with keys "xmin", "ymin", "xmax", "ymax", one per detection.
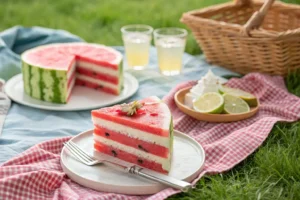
[{"xmin": 1, "ymin": 73, "xmax": 299, "ymax": 200}]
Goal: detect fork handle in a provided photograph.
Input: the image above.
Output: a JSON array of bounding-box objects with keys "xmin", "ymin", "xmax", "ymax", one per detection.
[{"xmin": 128, "ymin": 166, "xmax": 192, "ymax": 192}]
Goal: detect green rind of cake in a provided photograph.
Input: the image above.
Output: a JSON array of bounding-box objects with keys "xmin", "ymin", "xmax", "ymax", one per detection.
[
  {"xmin": 22, "ymin": 61, "xmax": 68, "ymax": 104},
  {"xmin": 162, "ymin": 105, "xmax": 173, "ymax": 171},
  {"xmin": 169, "ymin": 115, "xmax": 174, "ymax": 164},
  {"xmin": 118, "ymin": 60, "xmax": 124, "ymax": 93}
]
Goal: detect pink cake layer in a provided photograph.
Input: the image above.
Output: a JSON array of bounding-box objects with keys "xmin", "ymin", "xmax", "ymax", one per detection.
[
  {"xmin": 94, "ymin": 141, "xmax": 168, "ymax": 174},
  {"xmin": 76, "ymin": 66, "xmax": 119, "ymax": 85},
  {"xmin": 75, "ymin": 79, "xmax": 119, "ymax": 95},
  {"xmin": 94, "ymin": 126, "xmax": 169, "ymax": 158}
]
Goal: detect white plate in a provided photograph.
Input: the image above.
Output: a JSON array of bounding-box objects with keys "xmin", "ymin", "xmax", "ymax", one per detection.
[
  {"xmin": 4, "ymin": 73, "xmax": 138, "ymax": 111},
  {"xmin": 60, "ymin": 129, "xmax": 205, "ymax": 195}
]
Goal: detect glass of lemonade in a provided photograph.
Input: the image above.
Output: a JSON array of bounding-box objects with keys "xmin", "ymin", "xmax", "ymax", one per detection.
[
  {"xmin": 121, "ymin": 24, "xmax": 153, "ymax": 70},
  {"xmin": 154, "ymin": 28, "xmax": 187, "ymax": 76}
]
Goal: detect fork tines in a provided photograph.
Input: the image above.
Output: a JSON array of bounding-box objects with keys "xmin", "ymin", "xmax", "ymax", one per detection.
[{"xmin": 64, "ymin": 141, "xmax": 96, "ymax": 165}]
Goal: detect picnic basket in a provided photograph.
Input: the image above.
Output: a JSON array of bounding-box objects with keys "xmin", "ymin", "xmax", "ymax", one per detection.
[{"xmin": 181, "ymin": 0, "xmax": 300, "ymax": 76}]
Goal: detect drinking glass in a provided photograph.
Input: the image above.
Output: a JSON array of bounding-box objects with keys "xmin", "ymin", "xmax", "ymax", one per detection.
[
  {"xmin": 154, "ymin": 28, "xmax": 187, "ymax": 76},
  {"xmin": 121, "ymin": 25, "xmax": 153, "ymax": 70}
]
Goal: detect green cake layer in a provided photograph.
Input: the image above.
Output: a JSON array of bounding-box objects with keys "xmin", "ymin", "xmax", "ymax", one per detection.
[{"xmin": 22, "ymin": 62, "xmax": 69, "ymax": 103}]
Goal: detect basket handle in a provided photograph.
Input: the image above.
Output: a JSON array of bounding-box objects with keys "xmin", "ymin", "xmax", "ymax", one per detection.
[{"xmin": 240, "ymin": 0, "xmax": 276, "ymax": 36}]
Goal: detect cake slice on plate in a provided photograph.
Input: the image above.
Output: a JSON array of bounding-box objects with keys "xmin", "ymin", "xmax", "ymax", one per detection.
[{"xmin": 91, "ymin": 96, "xmax": 173, "ymax": 174}]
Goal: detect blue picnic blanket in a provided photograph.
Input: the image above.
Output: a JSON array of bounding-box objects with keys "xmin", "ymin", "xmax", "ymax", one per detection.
[{"xmin": 0, "ymin": 26, "xmax": 237, "ymax": 164}]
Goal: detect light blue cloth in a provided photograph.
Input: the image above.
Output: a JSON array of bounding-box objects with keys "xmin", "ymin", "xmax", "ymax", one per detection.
[{"xmin": 0, "ymin": 26, "xmax": 238, "ymax": 164}]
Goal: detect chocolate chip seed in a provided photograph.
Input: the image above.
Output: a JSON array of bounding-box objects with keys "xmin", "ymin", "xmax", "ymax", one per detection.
[
  {"xmin": 111, "ymin": 150, "xmax": 117, "ymax": 157},
  {"xmin": 137, "ymin": 159, "xmax": 143, "ymax": 164},
  {"xmin": 138, "ymin": 144, "xmax": 148, "ymax": 152}
]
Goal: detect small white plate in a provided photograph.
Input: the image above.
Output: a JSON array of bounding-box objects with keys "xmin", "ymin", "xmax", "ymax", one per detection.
[
  {"xmin": 4, "ymin": 73, "xmax": 138, "ymax": 111},
  {"xmin": 60, "ymin": 129, "xmax": 205, "ymax": 195}
]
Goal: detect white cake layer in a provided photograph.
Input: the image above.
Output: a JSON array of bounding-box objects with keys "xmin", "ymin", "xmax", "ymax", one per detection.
[
  {"xmin": 159, "ymin": 103, "xmax": 172, "ymax": 130},
  {"xmin": 92, "ymin": 117, "xmax": 170, "ymax": 148},
  {"xmin": 76, "ymin": 74, "xmax": 119, "ymax": 89},
  {"xmin": 67, "ymin": 61, "xmax": 76, "ymax": 79},
  {"xmin": 94, "ymin": 135, "xmax": 170, "ymax": 171},
  {"xmin": 67, "ymin": 75, "xmax": 75, "ymax": 98},
  {"xmin": 76, "ymin": 60, "xmax": 119, "ymax": 77}
]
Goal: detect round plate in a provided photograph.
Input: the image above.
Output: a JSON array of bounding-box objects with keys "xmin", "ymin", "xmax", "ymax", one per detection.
[
  {"xmin": 60, "ymin": 129, "xmax": 205, "ymax": 195},
  {"xmin": 4, "ymin": 73, "xmax": 138, "ymax": 111},
  {"xmin": 175, "ymin": 86, "xmax": 259, "ymax": 123}
]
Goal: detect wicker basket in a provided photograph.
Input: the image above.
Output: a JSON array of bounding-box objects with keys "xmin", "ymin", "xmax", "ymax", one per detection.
[{"xmin": 181, "ymin": 0, "xmax": 300, "ymax": 76}]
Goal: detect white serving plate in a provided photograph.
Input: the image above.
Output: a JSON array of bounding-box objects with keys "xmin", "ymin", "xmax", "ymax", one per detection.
[
  {"xmin": 60, "ymin": 129, "xmax": 205, "ymax": 195},
  {"xmin": 4, "ymin": 73, "xmax": 138, "ymax": 111}
]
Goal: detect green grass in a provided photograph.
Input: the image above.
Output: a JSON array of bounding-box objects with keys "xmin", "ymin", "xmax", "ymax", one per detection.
[
  {"xmin": 0, "ymin": 0, "xmax": 229, "ymax": 55},
  {"xmin": 169, "ymin": 70, "xmax": 300, "ymax": 200},
  {"xmin": 1, "ymin": 0, "xmax": 300, "ymax": 199}
]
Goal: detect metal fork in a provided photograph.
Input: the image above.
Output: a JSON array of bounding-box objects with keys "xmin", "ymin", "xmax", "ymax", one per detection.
[{"xmin": 64, "ymin": 141, "xmax": 192, "ymax": 192}]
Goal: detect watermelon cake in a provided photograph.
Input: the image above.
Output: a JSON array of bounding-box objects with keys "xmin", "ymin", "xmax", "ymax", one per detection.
[
  {"xmin": 92, "ymin": 96, "xmax": 173, "ymax": 174},
  {"xmin": 21, "ymin": 43, "xmax": 123, "ymax": 104}
]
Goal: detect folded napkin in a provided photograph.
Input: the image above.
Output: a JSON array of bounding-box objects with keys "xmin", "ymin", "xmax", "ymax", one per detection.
[
  {"xmin": 0, "ymin": 79, "xmax": 11, "ymax": 136},
  {"xmin": 1, "ymin": 73, "xmax": 299, "ymax": 200}
]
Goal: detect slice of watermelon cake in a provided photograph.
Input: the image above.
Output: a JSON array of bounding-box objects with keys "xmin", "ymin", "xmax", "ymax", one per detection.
[
  {"xmin": 91, "ymin": 96, "xmax": 173, "ymax": 174},
  {"xmin": 21, "ymin": 43, "xmax": 123, "ymax": 104}
]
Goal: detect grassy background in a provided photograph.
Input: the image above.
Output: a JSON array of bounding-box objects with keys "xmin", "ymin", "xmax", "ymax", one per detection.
[
  {"xmin": 1, "ymin": 0, "xmax": 300, "ymax": 199},
  {"xmin": 0, "ymin": 0, "xmax": 230, "ymax": 55}
]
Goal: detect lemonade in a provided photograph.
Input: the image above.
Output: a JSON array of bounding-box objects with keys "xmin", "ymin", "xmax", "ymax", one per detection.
[
  {"xmin": 154, "ymin": 28, "xmax": 187, "ymax": 76},
  {"xmin": 121, "ymin": 25, "xmax": 153, "ymax": 70},
  {"xmin": 156, "ymin": 37, "xmax": 185, "ymax": 76},
  {"xmin": 123, "ymin": 33, "xmax": 151, "ymax": 70}
]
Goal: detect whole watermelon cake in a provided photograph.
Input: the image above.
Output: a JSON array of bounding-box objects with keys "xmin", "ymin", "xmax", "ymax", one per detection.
[
  {"xmin": 92, "ymin": 96, "xmax": 173, "ymax": 174},
  {"xmin": 21, "ymin": 43, "xmax": 123, "ymax": 104}
]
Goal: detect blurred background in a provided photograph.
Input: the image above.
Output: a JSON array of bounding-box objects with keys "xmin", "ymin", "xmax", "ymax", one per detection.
[
  {"xmin": 0, "ymin": 0, "xmax": 231, "ymax": 55},
  {"xmin": 1, "ymin": 0, "xmax": 299, "ymax": 55}
]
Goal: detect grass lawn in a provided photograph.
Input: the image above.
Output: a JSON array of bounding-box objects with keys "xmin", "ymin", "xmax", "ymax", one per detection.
[{"xmin": 1, "ymin": 0, "xmax": 300, "ymax": 199}]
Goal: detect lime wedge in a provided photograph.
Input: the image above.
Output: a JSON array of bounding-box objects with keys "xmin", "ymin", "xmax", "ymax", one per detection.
[
  {"xmin": 220, "ymin": 86, "xmax": 257, "ymax": 107},
  {"xmin": 223, "ymin": 94, "xmax": 250, "ymax": 114},
  {"xmin": 193, "ymin": 92, "xmax": 224, "ymax": 114}
]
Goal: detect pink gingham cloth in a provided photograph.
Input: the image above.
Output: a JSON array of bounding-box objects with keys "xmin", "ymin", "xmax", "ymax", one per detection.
[{"xmin": 1, "ymin": 73, "xmax": 300, "ymax": 200}]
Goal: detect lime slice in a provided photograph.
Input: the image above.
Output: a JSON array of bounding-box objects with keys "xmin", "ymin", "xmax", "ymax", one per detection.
[
  {"xmin": 193, "ymin": 92, "xmax": 224, "ymax": 114},
  {"xmin": 220, "ymin": 86, "xmax": 257, "ymax": 107},
  {"xmin": 223, "ymin": 94, "xmax": 250, "ymax": 114}
]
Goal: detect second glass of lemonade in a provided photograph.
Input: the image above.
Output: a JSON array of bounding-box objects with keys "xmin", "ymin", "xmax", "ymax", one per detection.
[
  {"xmin": 121, "ymin": 25, "xmax": 153, "ymax": 70},
  {"xmin": 154, "ymin": 28, "xmax": 187, "ymax": 76}
]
